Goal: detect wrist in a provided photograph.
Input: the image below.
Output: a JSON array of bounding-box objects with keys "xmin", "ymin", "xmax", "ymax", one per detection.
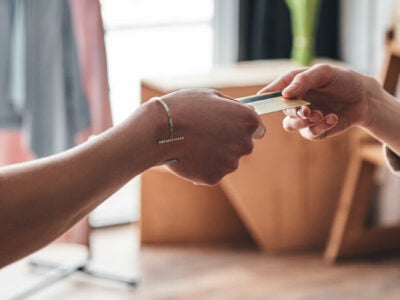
[
  {"xmin": 360, "ymin": 76, "xmax": 388, "ymax": 130},
  {"xmin": 364, "ymin": 86, "xmax": 396, "ymax": 132},
  {"xmin": 139, "ymin": 98, "xmax": 182, "ymax": 164},
  {"xmin": 360, "ymin": 82, "xmax": 400, "ymax": 154},
  {"xmin": 111, "ymin": 99, "xmax": 173, "ymax": 173}
]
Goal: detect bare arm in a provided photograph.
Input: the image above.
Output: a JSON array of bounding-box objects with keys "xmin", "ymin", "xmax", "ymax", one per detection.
[
  {"xmin": 366, "ymin": 89, "xmax": 400, "ymax": 156},
  {"xmin": 0, "ymin": 89, "xmax": 265, "ymax": 267},
  {"xmin": 0, "ymin": 100, "xmax": 165, "ymax": 267}
]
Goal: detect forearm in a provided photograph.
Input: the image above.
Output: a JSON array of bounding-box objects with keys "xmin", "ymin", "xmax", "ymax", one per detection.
[
  {"xmin": 364, "ymin": 90, "xmax": 400, "ymax": 156},
  {"xmin": 0, "ymin": 101, "xmax": 166, "ymax": 267},
  {"xmin": 0, "ymin": 88, "xmax": 263, "ymax": 267}
]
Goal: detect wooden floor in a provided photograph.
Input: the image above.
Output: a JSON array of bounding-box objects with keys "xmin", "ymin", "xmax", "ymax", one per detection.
[{"xmin": 1, "ymin": 224, "xmax": 400, "ymax": 300}]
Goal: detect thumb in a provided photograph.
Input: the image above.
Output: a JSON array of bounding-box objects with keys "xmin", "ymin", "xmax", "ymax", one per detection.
[
  {"xmin": 258, "ymin": 68, "xmax": 306, "ymax": 95},
  {"xmin": 283, "ymin": 64, "xmax": 335, "ymax": 99},
  {"xmin": 252, "ymin": 113, "xmax": 266, "ymax": 139}
]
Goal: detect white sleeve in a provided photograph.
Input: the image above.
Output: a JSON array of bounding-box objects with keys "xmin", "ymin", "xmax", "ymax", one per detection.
[{"xmin": 384, "ymin": 145, "xmax": 400, "ymax": 176}]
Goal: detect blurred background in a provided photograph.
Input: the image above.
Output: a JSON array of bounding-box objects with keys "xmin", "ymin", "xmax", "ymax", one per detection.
[
  {"xmin": 96, "ymin": 0, "xmax": 400, "ymax": 228},
  {"xmin": 92, "ymin": 0, "xmax": 216, "ymax": 227},
  {"xmin": 1, "ymin": 0, "xmax": 400, "ymax": 299}
]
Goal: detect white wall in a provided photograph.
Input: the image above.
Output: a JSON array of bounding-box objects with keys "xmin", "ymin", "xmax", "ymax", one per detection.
[
  {"xmin": 213, "ymin": 0, "xmax": 240, "ymax": 65},
  {"xmin": 340, "ymin": 0, "xmax": 395, "ymax": 75}
]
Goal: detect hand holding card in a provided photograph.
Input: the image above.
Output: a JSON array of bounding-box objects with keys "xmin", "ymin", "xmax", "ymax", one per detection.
[{"xmin": 237, "ymin": 91, "xmax": 309, "ymax": 115}]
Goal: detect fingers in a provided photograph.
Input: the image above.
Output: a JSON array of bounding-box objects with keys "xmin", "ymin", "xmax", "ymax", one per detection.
[
  {"xmin": 214, "ymin": 90, "xmax": 235, "ymax": 100},
  {"xmin": 284, "ymin": 114, "xmax": 339, "ymax": 140},
  {"xmin": 244, "ymin": 109, "xmax": 265, "ymax": 140},
  {"xmin": 258, "ymin": 68, "xmax": 306, "ymax": 94},
  {"xmin": 282, "ymin": 64, "xmax": 335, "ymax": 99},
  {"xmin": 283, "ymin": 117, "xmax": 319, "ymax": 132},
  {"xmin": 208, "ymin": 89, "xmax": 266, "ymax": 139},
  {"xmin": 284, "ymin": 106, "xmax": 311, "ymax": 119},
  {"xmin": 209, "ymin": 89, "xmax": 267, "ymax": 140},
  {"xmin": 252, "ymin": 113, "xmax": 266, "ymax": 139},
  {"xmin": 283, "ymin": 108, "xmax": 300, "ymax": 118},
  {"xmin": 296, "ymin": 106, "xmax": 311, "ymax": 119},
  {"xmin": 237, "ymin": 101, "xmax": 266, "ymax": 140},
  {"xmin": 283, "ymin": 112, "xmax": 337, "ymax": 133},
  {"xmin": 284, "ymin": 107, "xmax": 323, "ymax": 123}
]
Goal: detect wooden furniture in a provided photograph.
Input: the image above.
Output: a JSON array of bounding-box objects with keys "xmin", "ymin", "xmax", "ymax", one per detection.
[
  {"xmin": 140, "ymin": 59, "xmax": 359, "ymax": 252},
  {"xmin": 141, "ymin": 167, "xmax": 253, "ymax": 245},
  {"xmin": 324, "ymin": 25, "xmax": 400, "ymax": 262},
  {"xmin": 324, "ymin": 144, "xmax": 400, "ymax": 261}
]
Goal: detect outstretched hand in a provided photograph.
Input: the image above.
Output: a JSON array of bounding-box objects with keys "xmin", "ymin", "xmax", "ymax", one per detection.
[{"xmin": 258, "ymin": 64, "xmax": 379, "ymax": 140}]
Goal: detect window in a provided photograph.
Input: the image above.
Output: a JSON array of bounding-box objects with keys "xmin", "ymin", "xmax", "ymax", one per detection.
[
  {"xmin": 102, "ymin": 0, "xmax": 214, "ymax": 123},
  {"xmin": 90, "ymin": 0, "xmax": 215, "ymax": 226}
]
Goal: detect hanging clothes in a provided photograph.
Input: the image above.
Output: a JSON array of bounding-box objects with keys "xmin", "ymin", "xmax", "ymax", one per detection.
[
  {"xmin": 0, "ymin": 0, "xmax": 91, "ymax": 158},
  {"xmin": 24, "ymin": 0, "xmax": 91, "ymax": 157},
  {"xmin": 0, "ymin": 0, "xmax": 34, "ymax": 165},
  {"xmin": 70, "ymin": 0, "xmax": 113, "ymax": 140},
  {"xmin": 0, "ymin": 0, "xmax": 112, "ymax": 247},
  {"xmin": 0, "ymin": 0, "xmax": 23, "ymax": 129},
  {"xmin": 59, "ymin": 0, "xmax": 113, "ymax": 247}
]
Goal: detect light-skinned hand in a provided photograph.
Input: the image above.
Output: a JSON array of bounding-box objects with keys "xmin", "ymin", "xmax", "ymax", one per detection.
[{"xmin": 258, "ymin": 64, "xmax": 380, "ymax": 140}]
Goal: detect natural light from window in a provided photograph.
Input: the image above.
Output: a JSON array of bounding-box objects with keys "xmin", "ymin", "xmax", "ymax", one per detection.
[
  {"xmin": 101, "ymin": 0, "xmax": 214, "ymax": 123},
  {"xmin": 91, "ymin": 0, "xmax": 215, "ymax": 226}
]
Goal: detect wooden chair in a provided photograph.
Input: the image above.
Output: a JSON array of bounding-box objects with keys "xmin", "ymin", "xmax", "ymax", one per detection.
[{"xmin": 324, "ymin": 28, "xmax": 400, "ymax": 262}]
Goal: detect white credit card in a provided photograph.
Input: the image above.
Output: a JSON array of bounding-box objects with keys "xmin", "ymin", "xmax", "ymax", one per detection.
[{"xmin": 237, "ymin": 91, "xmax": 309, "ymax": 115}]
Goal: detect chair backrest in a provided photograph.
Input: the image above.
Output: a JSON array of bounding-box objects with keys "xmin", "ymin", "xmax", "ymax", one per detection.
[{"xmin": 381, "ymin": 0, "xmax": 400, "ymax": 96}]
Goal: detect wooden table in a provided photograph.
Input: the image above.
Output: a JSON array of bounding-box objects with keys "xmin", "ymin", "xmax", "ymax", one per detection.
[{"xmin": 140, "ymin": 59, "xmax": 360, "ymax": 252}]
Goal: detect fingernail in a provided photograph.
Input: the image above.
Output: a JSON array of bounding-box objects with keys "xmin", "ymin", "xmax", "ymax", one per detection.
[
  {"xmin": 309, "ymin": 112, "xmax": 322, "ymax": 123},
  {"xmin": 257, "ymin": 85, "xmax": 271, "ymax": 95},
  {"xmin": 297, "ymin": 109, "xmax": 307, "ymax": 119},
  {"xmin": 284, "ymin": 85, "xmax": 298, "ymax": 96},
  {"xmin": 326, "ymin": 115, "xmax": 337, "ymax": 125},
  {"xmin": 302, "ymin": 107, "xmax": 311, "ymax": 118},
  {"xmin": 261, "ymin": 126, "xmax": 266, "ymax": 137},
  {"xmin": 255, "ymin": 125, "xmax": 266, "ymax": 139}
]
